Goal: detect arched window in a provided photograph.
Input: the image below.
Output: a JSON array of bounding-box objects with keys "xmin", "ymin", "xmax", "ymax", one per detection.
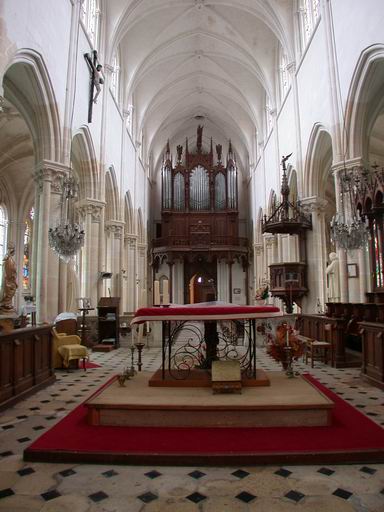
[
  {"xmin": 299, "ymin": 0, "xmax": 321, "ymax": 50},
  {"xmin": 22, "ymin": 207, "xmax": 34, "ymax": 292},
  {"xmin": 265, "ymin": 95, "xmax": 274, "ymax": 134},
  {"xmin": 110, "ymin": 50, "xmax": 120, "ymax": 101},
  {"xmin": 81, "ymin": 0, "xmax": 100, "ymax": 48},
  {"xmin": 279, "ymin": 49, "xmax": 290, "ymax": 100},
  {"xmin": 0, "ymin": 205, "xmax": 8, "ymax": 285}
]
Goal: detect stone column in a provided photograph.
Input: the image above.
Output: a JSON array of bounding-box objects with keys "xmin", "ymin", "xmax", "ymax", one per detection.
[
  {"xmin": 301, "ymin": 196, "xmax": 328, "ymax": 310},
  {"xmin": 125, "ymin": 235, "xmax": 137, "ymax": 313},
  {"xmin": 34, "ymin": 162, "xmax": 68, "ymax": 323},
  {"xmin": 137, "ymin": 243, "xmax": 147, "ymax": 309},
  {"xmin": 105, "ymin": 220, "xmax": 124, "ymax": 297},
  {"xmin": 77, "ymin": 199, "xmax": 105, "ymax": 308}
]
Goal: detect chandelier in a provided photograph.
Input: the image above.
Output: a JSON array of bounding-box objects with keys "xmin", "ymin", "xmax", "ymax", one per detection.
[
  {"xmin": 48, "ymin": 175, "xmax": 85, "ymax": 263},
  {"xmin": 330, "ymin": 167, "xmax": 370, "ymax": 250}
]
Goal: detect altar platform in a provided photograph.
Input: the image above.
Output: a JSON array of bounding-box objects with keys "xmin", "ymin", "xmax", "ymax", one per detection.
[{"xmin": 85, "ymin": 371, "xmax": 333, "ymax": 428}]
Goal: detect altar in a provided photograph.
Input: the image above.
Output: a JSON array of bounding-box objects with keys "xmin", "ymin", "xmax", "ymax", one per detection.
[
  {"xmin": 85, "ymin": 302, "xmax": 334, "ymax": 429},
  {"xmin": 130, "ymin": 302, "xmax": 281, "ymax": 386}
]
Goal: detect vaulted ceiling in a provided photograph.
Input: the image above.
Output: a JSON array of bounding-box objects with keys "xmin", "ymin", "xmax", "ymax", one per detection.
[{"xmin": 105, "ymin": 0, "xmax": 295, "ymax": 173}]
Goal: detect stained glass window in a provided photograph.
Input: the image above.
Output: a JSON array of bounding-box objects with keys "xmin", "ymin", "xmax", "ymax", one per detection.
[
  {"xmin": 111, "ymin": 51, "xmax": 120, "ymax": 100},
  {"xmin": 0, "ymin": 206, "xmax": 7, "ymax": 285},
  {"xmin": 373, "ymin": 218, "xmax": 384, "ymax": 289},
  {"xmin": 280, "ymin": 50, "xmax": 290, "ymax": 100},
  {"xmin": 299, "ymin": 0, "xmax": 321, "ymax": 50}
]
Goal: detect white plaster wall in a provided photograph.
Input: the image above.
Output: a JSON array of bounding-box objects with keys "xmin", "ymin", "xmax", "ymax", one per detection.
[
  {"xmin": 1, "ymin": 0, "xmax": 71, "ymax": 121},
  {"xmin": 105, "ymin": 93, "xmax": 123, "ymax": 184},
  {"xmin": 296, "ymin": 24, "xmax": 333, "ymax": 163},
  {"xmin": 331, "ymin": 0, "xmax": 384, "ymax": 106},
  {"xmin": 277, "ymin": 93, "xmax": 296, "ymax": 165}
]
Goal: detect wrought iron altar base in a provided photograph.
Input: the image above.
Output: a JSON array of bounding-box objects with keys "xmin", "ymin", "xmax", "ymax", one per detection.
[{"xmin": 161, "ymin": 318, "xmax": 257, "ymax": 381}]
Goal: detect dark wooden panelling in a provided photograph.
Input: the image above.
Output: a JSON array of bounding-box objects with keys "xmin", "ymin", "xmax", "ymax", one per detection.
[{"xmin": 0, "ymin": 325, "xmax": 55, "ymax": 410}]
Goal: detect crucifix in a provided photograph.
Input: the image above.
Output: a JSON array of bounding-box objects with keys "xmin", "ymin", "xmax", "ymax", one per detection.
[{"xmin": 84, "ymin": 50, "xmax": 103, "ymax": 123}]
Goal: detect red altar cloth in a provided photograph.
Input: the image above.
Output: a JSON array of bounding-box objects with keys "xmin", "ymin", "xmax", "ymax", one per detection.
[{"xmin": 131, "ymin": 303, "xmax": 281, "ymax": 325}]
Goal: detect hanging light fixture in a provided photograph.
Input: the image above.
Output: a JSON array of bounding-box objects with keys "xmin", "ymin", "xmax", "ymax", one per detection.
[
  {"xmin": 48, "ymin": 173, "xmax": 85, "ymax": 263},
  {"xmin": 330, "ymin": 167, "xmax": 370, "ymax": 250}
]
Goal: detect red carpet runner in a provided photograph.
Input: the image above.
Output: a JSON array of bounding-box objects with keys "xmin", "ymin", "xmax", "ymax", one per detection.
[
  {"xmin": 24, "ymin": 374, "xmax": 384, "ymax": 465},
  {"xmin": 79, "ymin": 361, "xmax": 101, "ymax": 369}
]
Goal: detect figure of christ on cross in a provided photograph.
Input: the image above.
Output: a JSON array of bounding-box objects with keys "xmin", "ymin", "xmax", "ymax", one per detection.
[{"xmin": 84, "ymin": 50, "xmax": 104, "ymax": 122}]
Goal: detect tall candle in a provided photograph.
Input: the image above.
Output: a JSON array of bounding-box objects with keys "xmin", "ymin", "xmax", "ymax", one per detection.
[
  {"xmin": 286, "ymin": 324, "xmax": 289, "ymax": 346},
  {"xmin": 163, "ymin": 280, "xmax": 170, "ymax": 305},
  {"xmin": 154, "ymin": 280, "xmax": 160, "ymax": 305}
]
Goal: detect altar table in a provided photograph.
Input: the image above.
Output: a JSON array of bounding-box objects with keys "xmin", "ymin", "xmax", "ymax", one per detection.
[{"xmin": 131, "ymin": 303, "xmax": 281, "ymax": 381}]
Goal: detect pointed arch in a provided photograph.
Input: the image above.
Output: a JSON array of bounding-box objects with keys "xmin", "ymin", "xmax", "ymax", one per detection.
[
  {"xmin": 105, "ymin": 165, "xmax": 119, "ymax": 221},
  {"xmin": 137, "ymin": 208, "xmax": 144, "ymax": 243},
  {"xmin": 287, "ymin": 167, "xmax": 298, "ymax": 204},
  {"xmin": 344, "ymin": 44, "xmax": 384, "ymax": 161},
  {"xmin": 2, "ymin": 49, "xmax": 61, "ymax": 163},
  {"xmin": 71, "ymin": 126, "xmax": 98, "ymax": 199},
  {"xmin": 303, "ymin": 123, "xmax": 333, "ymax": 198},
  {"xmin": 124, "ymin": 191, "xmax": 134, "ymax": 234}
]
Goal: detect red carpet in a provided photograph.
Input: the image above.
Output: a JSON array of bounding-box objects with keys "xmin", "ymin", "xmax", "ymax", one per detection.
[
  {"xmin": 80, "ymin": 361, "xmax": 101, "ymax": 369},
  {"xmin": 24, "ymin": 374, "xmax": 384, "ymax": 465}
]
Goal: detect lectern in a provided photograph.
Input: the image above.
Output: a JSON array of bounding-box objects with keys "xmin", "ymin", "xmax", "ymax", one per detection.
[{"xmin": 97, "ymin": 297, "xmax": 120, "ymax": 348}]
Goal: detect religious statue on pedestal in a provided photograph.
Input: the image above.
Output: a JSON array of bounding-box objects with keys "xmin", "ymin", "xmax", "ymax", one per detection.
[
  {"xmin": 326, "ymin": 252, "xmax": 340, "ymax": 302},
  {"xmin": 0, "ymin": 243, "xmax": 17, "ymax": 314}
]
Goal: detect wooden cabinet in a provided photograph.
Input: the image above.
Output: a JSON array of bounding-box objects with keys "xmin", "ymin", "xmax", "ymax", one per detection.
[
  {"xmin": 97, "ymin": 297, "xmax": 120, "ymax": 348},
  {"xmin": 359, "ymin": 321, "xmax": 384, "ymax": 389},
  {"xmin": 0, "ymin": 325, "xmax": 55, "ymax": 410}
]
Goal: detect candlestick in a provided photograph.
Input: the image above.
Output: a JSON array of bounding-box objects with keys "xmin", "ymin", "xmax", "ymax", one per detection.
[
  {"xmin": 286, "ymin": 323, "xmax": 289, "ymax": 347},
  {"xmin": 154, "ymin": 280, "xmax": 160, "ymax": 305},
  {"xmin": 138, "ymin": 323, "xmax": 144, "ymax": 342},
  {"xmin": 163, "ymin": 280, "xmax": 170, "ymax": 305}
]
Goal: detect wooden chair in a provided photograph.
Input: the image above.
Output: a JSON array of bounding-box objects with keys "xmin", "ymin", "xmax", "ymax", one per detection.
[
  {"xmin": 52, "ymin": 327, "xmax": 88, "ymax": 370},
  {"xmin": 305, "ymin": 339, "xmax": 333, "ymax": 368}
]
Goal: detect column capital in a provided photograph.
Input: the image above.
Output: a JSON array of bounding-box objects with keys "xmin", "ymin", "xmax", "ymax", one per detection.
[
  {"xmin": 34, "ymin": 161, "xmax": 70, "ymax": 193},
  {"xmin": 105, "ymin": 219, "xmax": 125, "ymax": 238},
  {"xmin": 331, "ymin": 157, "xmax": 365, "ymax": 175},
  {"xmin": 300, "ymin": 196, "xmax": 328, "ymax": 214},
  {"xmin": 77, "ymin": 198, "xmax": 105, "ymax": 222},
  {"xmin": 125, "ymin": 234, "xmax": 137, "ymax": 248}
]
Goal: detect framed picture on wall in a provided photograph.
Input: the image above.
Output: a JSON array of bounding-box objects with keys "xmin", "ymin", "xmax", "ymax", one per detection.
[{"xmin": 347, "ymin": 263, "xmax": 358, "ymax": 278}]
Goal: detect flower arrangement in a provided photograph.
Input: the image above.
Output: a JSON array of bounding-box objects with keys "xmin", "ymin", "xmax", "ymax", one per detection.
[
  {"xmin": 255, "ymin": 281, "xmax": 269, "ymax": 301},
  {"xmin": 267, "ymin": 322, "xmax": 304, "ymax": 366}
]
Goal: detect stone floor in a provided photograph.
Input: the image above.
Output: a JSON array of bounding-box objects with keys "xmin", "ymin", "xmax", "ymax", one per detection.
[{"xmin": 0, "ymin": 341, "xmax": 384, "ymax": 512}]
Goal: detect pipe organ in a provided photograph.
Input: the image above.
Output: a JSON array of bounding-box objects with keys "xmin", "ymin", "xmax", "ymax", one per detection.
[{"xmin": 153, "ymin": 126, "xmax": 249, "ymax": 304}]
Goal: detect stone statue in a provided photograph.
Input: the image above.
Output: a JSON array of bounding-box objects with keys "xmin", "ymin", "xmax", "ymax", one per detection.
[
  {"xmin": 326, "ymin": 252, "xmax": 340, "ymax": 302},
  {"xmin": 0, "ymin": 243, "xmax": 17, "ymax": 313}
]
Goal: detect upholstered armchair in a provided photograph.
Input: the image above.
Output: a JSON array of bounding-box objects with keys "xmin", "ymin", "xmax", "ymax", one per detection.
[{"xmin": 52, "ymin": 327, "xmax": 89, "ymax": 370}]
